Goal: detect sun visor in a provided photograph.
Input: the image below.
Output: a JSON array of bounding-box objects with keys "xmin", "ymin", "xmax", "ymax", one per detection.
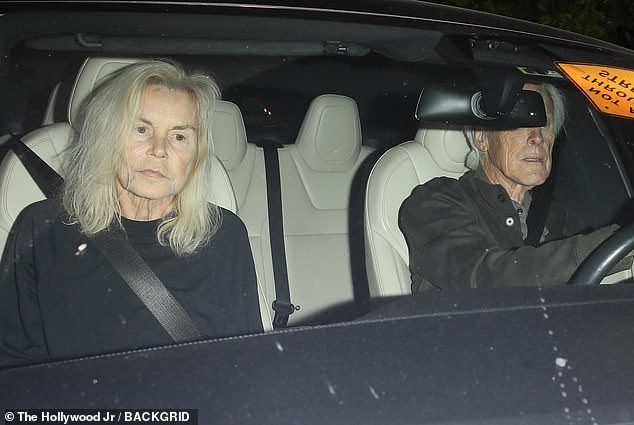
[
  {"xmin": 415, "ymin": 84, "xmax": 547, "ymax": 128},
  {"xmin": 557, "ymin": 62, "xmax": 634, "ymax": 120}
]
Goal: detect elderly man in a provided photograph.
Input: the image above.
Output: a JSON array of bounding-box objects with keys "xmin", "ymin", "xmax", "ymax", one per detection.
[{"xmin": 399, "ymin": 82, "xmax": 623, "ymax": 292}]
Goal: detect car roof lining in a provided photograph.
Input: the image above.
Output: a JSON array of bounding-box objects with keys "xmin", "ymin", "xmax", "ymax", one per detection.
[{"xmin": 2, "ymin": 9, "xmax": 631, "ymax": 73}]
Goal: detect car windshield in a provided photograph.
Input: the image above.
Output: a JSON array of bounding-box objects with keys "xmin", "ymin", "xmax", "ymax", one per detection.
[{"xmin": 2, "ymin": 1, "xmax": 634, "ymax": 422}]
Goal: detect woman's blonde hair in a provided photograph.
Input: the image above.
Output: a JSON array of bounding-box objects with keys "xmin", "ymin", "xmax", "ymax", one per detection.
[{"xmin": 61, "ymin": 59, "xmax": 222, "ymax": 255}]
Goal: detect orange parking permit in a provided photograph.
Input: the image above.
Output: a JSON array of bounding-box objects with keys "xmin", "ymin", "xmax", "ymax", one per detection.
[{"xmin": 557, "ymin": 62, "xmax": 634, "ymax": 120}]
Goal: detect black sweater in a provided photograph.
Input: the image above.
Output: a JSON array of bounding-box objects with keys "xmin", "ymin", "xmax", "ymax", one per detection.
[{"xmin": 0, "ymin": 199, "xmax": 262, "ymax": 368}]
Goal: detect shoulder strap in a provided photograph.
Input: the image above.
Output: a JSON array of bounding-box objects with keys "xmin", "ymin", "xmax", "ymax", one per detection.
[
  {"xmin": 525, "ymin": 183, "xmax": 552, "ymax": 247},
  {"xmin": 525, "ymin": 132, "xmax": 565, "ymax": 246},
  {"xmin": 91, "ymin": 231, "xmax": 205, "ymax": 343},
  {"xmin": 10, "ymin": 136, "xmax": 204, "ymax": 343},
  {"xmin": 8, "ymin": 135, "xmax": 64, "ymax": 198},
  {"xmin": 261, "ymin": 143, "xmax": 296, "ymax": 329}
]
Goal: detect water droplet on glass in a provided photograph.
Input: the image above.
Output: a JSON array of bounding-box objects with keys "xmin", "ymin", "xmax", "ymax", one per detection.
[
  {"xmin": 75, "ymin": 243, "xmax": 88, "ymax": 256},
  {"xmin": 274, "ymin": 340, "xmax": 284, "ymax": 352},
  {"xmin": 369, "ymin": 386, "xmax": 380, "ymax": 400}
]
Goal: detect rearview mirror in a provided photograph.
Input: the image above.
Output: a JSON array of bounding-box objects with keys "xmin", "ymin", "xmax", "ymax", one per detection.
[{"xmin": 415, "ymin": 84, "xmax": 547, "ymax": 128}]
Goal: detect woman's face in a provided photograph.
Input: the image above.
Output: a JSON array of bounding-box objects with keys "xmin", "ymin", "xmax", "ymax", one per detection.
[{"xmin": 117, "ymin": 84, "xmax": 198, "ymax": 220}]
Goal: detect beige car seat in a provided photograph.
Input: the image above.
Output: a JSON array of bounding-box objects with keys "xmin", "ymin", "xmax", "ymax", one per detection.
[
  {"xmin": 276, "ymin": 94, "xmax": 374, "ymax": 324},
  {"xmin": 212, "ymin": 93, "xmax": 376, "ymax": 325},
  {"xmin": 364, "ymin": 126, "xmax": 470, "ymax": 299}
]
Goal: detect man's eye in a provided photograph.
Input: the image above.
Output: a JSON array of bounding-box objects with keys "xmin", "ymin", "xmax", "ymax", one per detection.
[{"xmin": 136, "ymin": 126, "xmax": 148, "ymax": 134}]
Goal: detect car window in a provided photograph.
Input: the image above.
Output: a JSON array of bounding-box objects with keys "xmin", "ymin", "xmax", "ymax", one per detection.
[
  {"xmin": 0, "ymin": 3, "xmax": 631, "ymax": 307},
  {"xmin": 2, "ymin": 4, "xmax": 634, "ymax": 418}
]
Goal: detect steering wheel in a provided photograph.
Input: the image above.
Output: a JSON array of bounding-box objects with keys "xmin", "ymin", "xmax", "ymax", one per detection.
[{"xmin": 568, "ymin": 222, "xmax": 634, "ymax": 285}]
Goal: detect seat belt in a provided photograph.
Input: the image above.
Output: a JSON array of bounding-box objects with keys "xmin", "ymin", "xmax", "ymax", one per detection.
[
  {"xmin": 525, "ymin": 182, "xmax": 552, "ymax": 247},
  {"xmin": 524, "ymin": 124, "xmax": 570, "ymax": 247},
  {"xmin": 8, "ymin": 136, "xmax": 64, "ymax": 198},
  {"xmin": 9, "ymin": 136, "xmax": 204, "ymax": 343},
  {"xmin": 525, "ymin": 133, "xmax": 562, "ymax": 246},
  {"xmin": 261, "ymin": 143, "xmax": 296, "ymax": 329},
  {"xmin": 91, "ymin": 231, "xmax": 204, "ymax": 343}
]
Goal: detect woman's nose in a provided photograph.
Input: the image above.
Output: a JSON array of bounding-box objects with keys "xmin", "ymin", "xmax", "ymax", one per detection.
[{"xmin": 148, "ymin": 135, "xmax": 168, "ymax": 158}]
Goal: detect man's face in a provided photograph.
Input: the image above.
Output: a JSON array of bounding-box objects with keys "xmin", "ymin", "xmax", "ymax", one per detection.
[
  {"xmin": 474, "ymin": 84, "xmax": 556, "ymax": 199},
  {"xmin": 117, "ymin": 84, "xmax": 198, "ymax": 218}
]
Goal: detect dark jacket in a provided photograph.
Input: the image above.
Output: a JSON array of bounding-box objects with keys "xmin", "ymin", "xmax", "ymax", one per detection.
[{"xmin": 399, "ymin": 171, "xmax": 619, "ymax": 292}]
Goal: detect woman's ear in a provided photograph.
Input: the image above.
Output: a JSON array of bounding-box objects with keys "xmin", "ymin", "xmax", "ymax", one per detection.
[{"xmin": 472, "ymin": 130, "xmax": 488, "ymax": 152}]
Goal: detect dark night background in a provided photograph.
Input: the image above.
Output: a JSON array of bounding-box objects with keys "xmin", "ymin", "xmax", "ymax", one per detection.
[{"xmin": 430, "ymin": 0, "xmax": 634, "ymax": 48}]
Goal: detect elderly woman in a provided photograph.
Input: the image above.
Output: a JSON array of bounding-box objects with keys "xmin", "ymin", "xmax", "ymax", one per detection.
[
  {"xmin": 399, "ymin": 82, "xmax": 624, "ymax": 292},
  {"xmin": 0, "ymin": 60, "xmax": 262, "ymax": 368}
]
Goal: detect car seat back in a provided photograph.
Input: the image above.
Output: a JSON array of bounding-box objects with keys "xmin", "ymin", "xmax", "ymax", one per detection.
[
  {"xmin": 213, "ymin": 93, "xmax": 375, "ymax": 325},
  {"xmin": 364, "ymin": 126, "xmax": 470, "ymax": 299},
  {"xmin": 210, "ymin": 99, "xmax": 275, "ymax": 328},
  {"xmin": 277, "ymin": 94, "xmax": 374, "ymax": 324}
]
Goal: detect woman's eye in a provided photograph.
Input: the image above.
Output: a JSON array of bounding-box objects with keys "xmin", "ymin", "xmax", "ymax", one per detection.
[
  {"xmin": 136, "ymin": 126, "xmax": 149, "ymax": 135},
  {"xmin": 171, "ymin": 133, "xmax": 189, "ymax": 143}
]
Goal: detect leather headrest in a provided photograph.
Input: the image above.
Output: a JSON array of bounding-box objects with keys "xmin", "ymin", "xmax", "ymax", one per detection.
[
  {"xmin": 414, "ymin": 126, "xmax": 470, "ymax": 174},
  {"xmin": 212, "ymin": 100, "xmax": 248, "ymax": 170},
  {"xmin": 68, "ymin": 57, "xmax": 142, "ymax": 127},
  {"xmin": 295, "ymin": 94, "xmax": 362, "ymax": 172}
]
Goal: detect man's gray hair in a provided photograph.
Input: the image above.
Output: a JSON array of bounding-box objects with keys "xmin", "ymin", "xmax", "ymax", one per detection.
[{"xmin": 465, "ymin": 82, "xmax": 566, "ymax": 170}]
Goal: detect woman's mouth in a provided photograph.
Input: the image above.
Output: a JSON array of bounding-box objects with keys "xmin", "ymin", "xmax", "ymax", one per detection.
[{"xmin": 140, "ymin": 170, "xmax": 166, "ymax": 178}]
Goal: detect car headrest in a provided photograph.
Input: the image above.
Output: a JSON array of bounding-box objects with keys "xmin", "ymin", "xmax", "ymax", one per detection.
[
  {"xmin": 295, "ymin": 94, "xmax": 362, "ymax": 172},
  {"xmin": 68, "ymin": 57, "xmax": 142, "ymax": 127},
  {"xmin": 212, "ymin": 100, "xmax": 248, "ymax": 171},
  {"xmin": 414, "ymin": 126, "xmax": 470, "ymax": 174}
]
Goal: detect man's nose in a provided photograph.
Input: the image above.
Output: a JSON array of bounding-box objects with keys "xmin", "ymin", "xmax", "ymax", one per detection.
[
  {"xmin": 527, "ymin": 127, "xmax": 544, "ymax": 146},
  {"xmin": 148, "ymin": 134, "xmax": 168, "ymax": 158}
]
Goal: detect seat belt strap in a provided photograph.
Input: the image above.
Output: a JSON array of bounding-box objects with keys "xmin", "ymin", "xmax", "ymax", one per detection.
[
  {"xmin": 525, "ymin": 131, "xmax": 564, "ymax": 246},
  {"xmin": 8, "ymin": 135, "xmax": 64, "ymax": 198},
  {"xmin": 261, "ymin": 144, "xmax": 295, "ymax": 329},
  {"xmin": 10, "ymin": 136, "xmax": 204, "ymax": 343},
  {"xmin": 525, "ymin": 184, "xmax": 552, "ymax": 247},
  {"xmin": 91, "ymin": 231, "xmax": 205, "ymax": 343}
]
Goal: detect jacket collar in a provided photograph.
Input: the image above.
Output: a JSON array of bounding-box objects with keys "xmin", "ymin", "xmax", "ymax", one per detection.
[{"xmin": 461, "ymin": 169, "xmax": 532, "ymax": 213}]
